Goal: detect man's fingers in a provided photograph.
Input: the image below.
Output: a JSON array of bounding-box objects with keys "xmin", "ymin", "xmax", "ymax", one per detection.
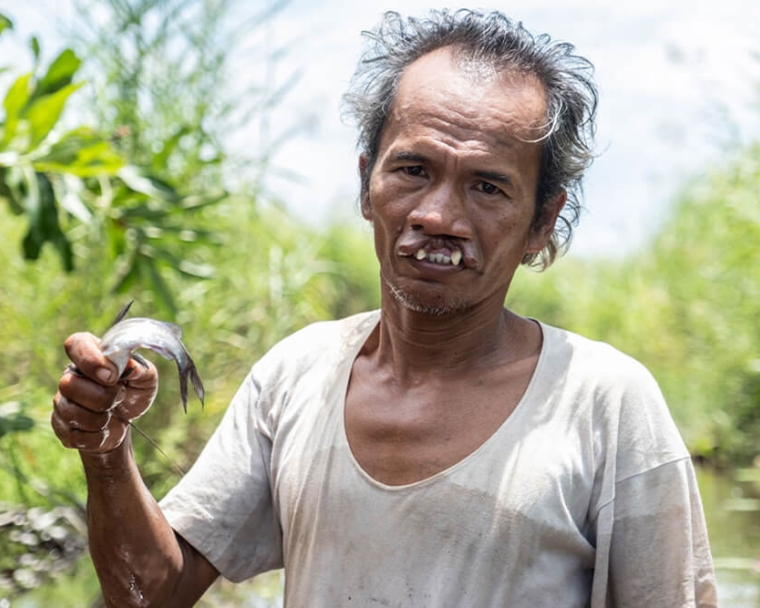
[
  {"xmin": 64, "ymin": 332, "xmax": 118, "ymax": 386},
  {"xmin": 55, "ymin": 332, "xmax": 157, "ymax": 454},
  {"xmin": 51, "ymin": 397, "xmax": 129, "ymax": 453},
  {"xmin": 120, "ymin": 355, "xmax": 159, "ymax": 390},
  {"xmin": 55, "ymin": 333, "xmax": 159, "ymax": 454},
  {"xmin": 53, "ymin": 393, "xmax": 111, "ymax": 432},
  {"xmin": 59, "ymin": 368, "xmax": 124, "ymax": 414}
]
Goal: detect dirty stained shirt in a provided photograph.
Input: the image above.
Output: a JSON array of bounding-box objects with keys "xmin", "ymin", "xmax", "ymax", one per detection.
[{"xmin": 160, "ymin": 310, "xmax": 717, "ymax": 608}]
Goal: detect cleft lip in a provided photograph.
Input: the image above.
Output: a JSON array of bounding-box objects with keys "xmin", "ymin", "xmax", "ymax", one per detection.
[{"xmin": 396, "ymin": 234, "xmax": 479, "ymax": 269}]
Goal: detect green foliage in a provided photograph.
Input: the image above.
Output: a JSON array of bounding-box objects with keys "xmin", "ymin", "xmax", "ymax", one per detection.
[
  {"xmin": 508, "ymin": 144, "xmax": 760, "ymax": 465},
  {"xmin": 4, "ymin": 0, "xmax": 760, "ymax": 601},
  {"xmin": 640, "ymin": 145, "xmax": 760, "ymax": 462},
  {"xmin": 69, "ymin": 0, "xmax": 279, "ymax": 188},
  {"xmin": 0, "ymin": 167, "xmax": 379, "ymax": 596},
  {"xmin": 0, "ymin": 12, "xmax": 13, "ymax": 37},
  {"xmin": 0, "ymin": 47, "xmax": 87, "ymax": 271},
  {"xmin": 0, "ymin": 2, "xmax": 374, "ymax": 602},
  {"xmin": 0, "ymin": 402, "xmax": 34, "ymax": 439},
  {"xmin": 0, "ymin": 36, "xmax": 227, "ymax": 315}
]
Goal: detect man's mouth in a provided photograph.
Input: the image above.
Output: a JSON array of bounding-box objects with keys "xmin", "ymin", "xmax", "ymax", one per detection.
[{"xmin": 412, "ymin": 247, "xmax": 463, "ymax": 266}]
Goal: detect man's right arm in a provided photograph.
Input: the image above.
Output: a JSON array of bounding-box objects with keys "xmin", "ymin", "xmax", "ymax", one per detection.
[{"xmin": 52, "ymin": 332, "xmax": 219, "ymax": 607}]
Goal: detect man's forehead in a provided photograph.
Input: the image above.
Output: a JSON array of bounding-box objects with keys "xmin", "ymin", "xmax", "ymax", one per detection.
[{"xmin": 392, "ymin": 47, "xmax": 548, "ymax": 137}]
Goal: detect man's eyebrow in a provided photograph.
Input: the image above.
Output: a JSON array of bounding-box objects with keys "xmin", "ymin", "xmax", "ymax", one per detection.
[
  {"xmin": 393, "ymin": 151, "xmax": 429, "ymax": 163},
  {"xmin": 474, "ymin": 170, "xmax": 514, "ymax": 187},
  {"xmin": 391, "ymin": 152, "xmax": 515, "ymax": 187}
]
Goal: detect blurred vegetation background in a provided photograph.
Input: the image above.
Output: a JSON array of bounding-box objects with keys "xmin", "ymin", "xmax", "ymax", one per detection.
[{"xmin": 1, "ymin": 1, "xmax": 759, "ymax": 605}]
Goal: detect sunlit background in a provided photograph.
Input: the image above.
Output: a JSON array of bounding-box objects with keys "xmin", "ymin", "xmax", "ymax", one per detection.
[
  {"xmin": 1, "ymin": 0, "xmax": 760, "ymax": 605},
  {"xmin": 8, "ymin": 0, "xmax": 760, "ymax": 253}
]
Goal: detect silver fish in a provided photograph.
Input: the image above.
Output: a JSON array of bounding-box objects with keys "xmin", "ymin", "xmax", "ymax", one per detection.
[{"xmin": 99, "ymin": 314, "xmax": 205, "ymax": 413}]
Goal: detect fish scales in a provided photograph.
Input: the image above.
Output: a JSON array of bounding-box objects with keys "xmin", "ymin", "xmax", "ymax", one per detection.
[{"xmin": 99, "ymin": 317, "xmax": 205, "ymax": 412}]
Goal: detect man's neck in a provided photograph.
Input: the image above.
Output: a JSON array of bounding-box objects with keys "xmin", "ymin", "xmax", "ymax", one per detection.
[{"xmin": 366, "ymin": 292, "xmax": 540, "ymax": 384}]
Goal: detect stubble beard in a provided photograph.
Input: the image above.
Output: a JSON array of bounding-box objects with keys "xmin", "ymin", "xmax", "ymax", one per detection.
[{"xmin": 384, "ymin": 277, "xmax": 469, "ymax": 317}]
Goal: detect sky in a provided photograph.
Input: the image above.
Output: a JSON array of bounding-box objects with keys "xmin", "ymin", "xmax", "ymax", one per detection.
[{"xmin": 3, "ymin": 0, "xmax": 760, "ymax": 258}]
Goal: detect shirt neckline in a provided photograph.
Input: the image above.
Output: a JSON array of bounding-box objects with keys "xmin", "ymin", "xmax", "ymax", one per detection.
[{"xmin": 336, "ymin": 311, "xmax": 553, "ymax": 491}]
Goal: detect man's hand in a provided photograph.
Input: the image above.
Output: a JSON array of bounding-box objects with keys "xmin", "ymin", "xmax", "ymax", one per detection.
[{"xmin": 52, "ymin": 332, "xmax": 158, "ymax": 453}]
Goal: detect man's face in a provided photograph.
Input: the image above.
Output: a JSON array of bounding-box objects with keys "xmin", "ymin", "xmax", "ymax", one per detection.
[{"xmin": 361, "ymin": 47, "xmax": 564, "ymax": 316}]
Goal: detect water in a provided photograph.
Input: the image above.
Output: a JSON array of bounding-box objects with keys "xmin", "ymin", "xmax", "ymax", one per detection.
[{"xmin": 698, "ymin": 466, "xmax": 760, "ymax": 606}]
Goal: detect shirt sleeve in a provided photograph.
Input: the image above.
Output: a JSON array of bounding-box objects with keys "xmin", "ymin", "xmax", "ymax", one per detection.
[
  {"xmin": 159, "ymin": 369, "xmax": 283, "ymax": 582},
  {"xmin": 603, "ymin": 458, "xmax": 717, "ymax": 608},
  {"xmin": 584, "ymin": 346, "xmax": 718, "ymax": 608}
]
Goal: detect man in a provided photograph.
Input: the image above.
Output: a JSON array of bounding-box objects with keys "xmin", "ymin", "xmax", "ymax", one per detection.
[{"xmin": 52, "ymin": 9, "xmax": 717, "ymax": 607}]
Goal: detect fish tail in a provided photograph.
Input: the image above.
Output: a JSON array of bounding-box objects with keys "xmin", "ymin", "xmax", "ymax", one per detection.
[
  {"xmin": 190, "ymin": 362, "xmax": 206, "ymax": 408},
  {"xmin": 179, "ymin": 369, "xmax": 189, "ymax": 413},
  {"xmin": 179, "ymin": 358, "xmax": 205, "ymax": 413}
]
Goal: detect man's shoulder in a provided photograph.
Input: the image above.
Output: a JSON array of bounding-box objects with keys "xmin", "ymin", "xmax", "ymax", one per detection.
[
  {"xmin": 539, "ymin": 322, "xmax": 688, "ymax": 465},
  {"xmin": 274, "ymin": 309, "xmax": 379, "ymax": 351},
  {"xmin": 253, "ymin": 310, "xmax": 379, "ymax": 377},
  {"xmin": 539, "ymin": 321, "xmax": 658, "ymax": 390}
]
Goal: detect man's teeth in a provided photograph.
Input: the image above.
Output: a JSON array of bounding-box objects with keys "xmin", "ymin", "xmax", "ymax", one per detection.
[{"xmin": 413, "ymin": 248, "xmax": 462, "ymax": 266}]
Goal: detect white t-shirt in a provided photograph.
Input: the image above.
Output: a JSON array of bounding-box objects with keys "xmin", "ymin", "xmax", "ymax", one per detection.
[{"xmin": 160, "ymin": 311, "xmax": 717, "ymax": 607}]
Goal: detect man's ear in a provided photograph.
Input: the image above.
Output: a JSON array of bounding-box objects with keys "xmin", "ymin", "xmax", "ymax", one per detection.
[
  {"xmin": 525, "ymin": 190, "xmax": 567, "ymax": 254},
  {"xmin": 359, "ymin": 154, "xmax": 372, "ymax": 221}
]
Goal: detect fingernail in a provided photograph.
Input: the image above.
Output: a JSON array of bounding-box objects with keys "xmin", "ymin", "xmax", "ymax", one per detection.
[{"xmin": 96, "ymin": 368, "xmax": 114, "ymax": 383}]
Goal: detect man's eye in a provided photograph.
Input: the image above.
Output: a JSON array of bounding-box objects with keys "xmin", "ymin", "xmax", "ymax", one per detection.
[
  {"xmin": 475, "ymin": 181, "xmax": 502, "ymax": 196},
  {"xmin": 403, "ymin": 166, "xmax": 425, "ymax": 177}
]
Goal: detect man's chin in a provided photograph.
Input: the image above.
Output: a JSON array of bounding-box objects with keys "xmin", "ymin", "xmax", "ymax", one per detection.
[{"xmin": 386, "ymin": 281, "xmax": 467, "ymax": 317}]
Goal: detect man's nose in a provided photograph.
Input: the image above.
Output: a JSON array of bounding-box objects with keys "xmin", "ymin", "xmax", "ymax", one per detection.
[{"xmin": 407, "ymin": 182, "xmax": 472, "ymax": 238}]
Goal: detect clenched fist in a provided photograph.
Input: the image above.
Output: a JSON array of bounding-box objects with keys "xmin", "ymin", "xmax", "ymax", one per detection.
[{"xmin": 52, "ymin": 332, "xmax": 158, "ymax": 453}]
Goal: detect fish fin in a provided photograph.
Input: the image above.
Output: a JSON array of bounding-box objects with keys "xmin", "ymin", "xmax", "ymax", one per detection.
[
  {"xmin": 109, "ymin": 300, "xmax": 135, "ymax": 329},
  {"xmin": 119, "ymin": 352, "xmax": 151, "ymax": 380},
  {"xmin": 132, "ymin": 352, "xmax": 150, "ymax": 369},
  {"xmin": 161, "ymin": 321, "xmax": 183, "ymax": 340},
  {"xmin": 179, "ymin": 368, "xmax": 189, "ymax": 414},
  {"xmin": 190, "ymin": 363, "xmax": 205, "ymax": 408},
  {"xmin": 178, "ymin": 358, "xmax": 205, "ymax": 413}
]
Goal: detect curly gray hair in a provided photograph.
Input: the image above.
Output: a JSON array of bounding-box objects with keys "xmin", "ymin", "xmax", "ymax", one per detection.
[{"xmin": 343, "ymin": 9, "xmax": 598, "ymax": 269}]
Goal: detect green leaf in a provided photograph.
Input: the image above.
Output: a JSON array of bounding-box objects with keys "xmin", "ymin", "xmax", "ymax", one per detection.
[
  {"xmin": 26, "ymin": 82, "xmax": 84, "ymax": 148},
  {"xmin": 30, "ymin": 36, "xmax": 41, "ymax": 63},
  {"xmin": 151, "ymin": 126, "xmax": 190, "ymax": 172},
  {"xmin": 143, "ymin": 246, "xmax": 215, "ymax": 279},
  {"xmin": 143, "ymin": 224, "xmax": 221, "ymax": 245},
  {"xmin": 72, "ymin": 141, "xmax": 125, "ymax": 174},
  {"xmin": 143, "ymin": 256, "xmax": 177, "ymax": 316},
  {"xmin": 35, "ymin": 128, "xmax": 125, "ymax": 177},
  {"xmin": 177, "ymin": 260, "xmax": 215, "ymax": 279},
  {"xmin": 21, "ymin": 172, "xmax": 74, "ymax": 271},
  {"xmin": 44, "ymin": 125, "xmax": 102, "ymax": 151},
  {"xmin": 2, "ymin": 73, "xmax": 32, "ymax": 148},
  {"xmin": 33, "ymin": 48, "xmax": 81, "ymax": 99},
  {"xmin": 55, "ymin": 174, "xmax": 92, "ymax": 223},
  {"xmin": 0, "ymin": 13, "xmax": 13, "ymax": 38},
  {"xmin": 0, "ymin": 402, "xmax": 34, "ymax": 440},
  {"xmin": 112, "ymin": 250, "xmax": 141, "ymax": 294},
  {"xmin": 117, "ymin": 203, "xmax": 173, "ymax": 222},
  {"xmin": 0, "ymin": 164, "xmax": 25, "ymax": 214},
  {"xmin": 0, "ymin": 166, "xmax": 23, "ymax": 214},
  {"xmin": 118, "ymin": 166, "xmax": 181, "ymax": 202},
  {"xmin": 22, "ymin": 222, "xmax": 43, "ymax": 260},
  {"xmin": 180, "ymin": 191, "xmax": 227, "ymax": 211}
]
